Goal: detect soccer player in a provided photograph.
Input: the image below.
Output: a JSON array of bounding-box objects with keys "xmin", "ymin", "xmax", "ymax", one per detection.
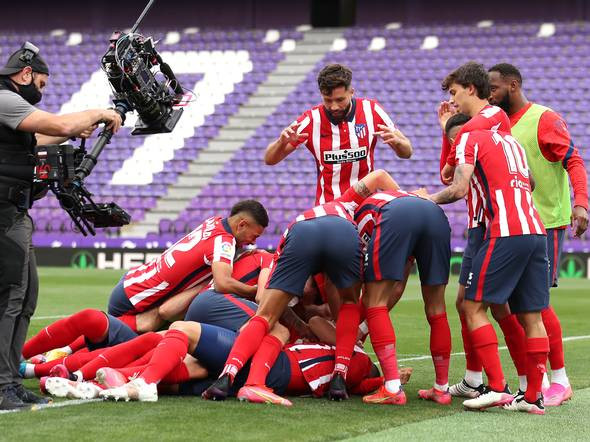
[
  {"xmin": 107, "ymin": 200, "xmax": 268, "ymax": 332},
  {"xmin": 430, "ymin": 114, "xmax": 549, "ymax": 415},
  {"xmin": 354, "ymin": 189, "xmax": 452, "ymax": 405},
  {"xmin": 201, "ymin": 170, "xmax": 400, "ymax": 404},
  {"xmin": 488, "ymin": 63, "xmax": 588, "ymax": 406},
  {"xmin": 264, "ymin": 63, "xmax": 412, "ymax": 205},
  {"xmin": 438, "ymin": 62, "xmax": 528, "ymax": 399}
]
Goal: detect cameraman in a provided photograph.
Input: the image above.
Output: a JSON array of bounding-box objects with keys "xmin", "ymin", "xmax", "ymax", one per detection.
[{"xmin": 0, "ymin": 42, "xmax": 122, "ymax": 410}]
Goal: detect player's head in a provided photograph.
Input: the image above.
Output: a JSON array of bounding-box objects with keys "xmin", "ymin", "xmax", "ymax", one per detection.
[
  {"xmin": 444, "ymin": 113, "xmax": 471, "ymax": 144},
  {"xmin": 229, "ymin": 200, "xmax": 268, "ymax": 246},
  {"xmin": 488, "ymin": 63, "xmax": 523, "ymax": 114},
  {"xmin": 441, "ymin": 62, "xmax": 490, "ymax": 115},
  {"xmin": 317, "ymin": 64, "xmax": 354, "ymax": 122},
  {"xmin": 0, "ymin": 42, "xmax": 49, "ymax": 105}
]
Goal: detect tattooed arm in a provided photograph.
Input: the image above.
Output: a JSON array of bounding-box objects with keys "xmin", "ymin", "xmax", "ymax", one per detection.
[
  {"xmin": 353, "ymin": 169, "xmax": 400, "ymax": 197},
  {"xmin": 430, "ymin": 164, "xmax": 474, "ymax": 204}
]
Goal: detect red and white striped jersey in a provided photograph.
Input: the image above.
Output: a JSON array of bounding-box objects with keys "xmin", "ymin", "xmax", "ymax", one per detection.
[
  {"xmin": 354, "ymin": 190, "xmax": 426, "ymax": 247},
  {"xmin": 295, "ymin": 98, "xmax": 396, "ymax": 205},
  {"xmin": 203, "ymin": 248, "xmax": 273, "ymax": 292},
  {"xmin": 284, "ymin": 343, "xmax": 373, "ymax": 397},
  {"xmin": 456, "ymin": 130, "xmax": 546, "ymax": 238},
  {"xmin": 124, "ymin": 217, "xmax": 235, "ymax": 312}
]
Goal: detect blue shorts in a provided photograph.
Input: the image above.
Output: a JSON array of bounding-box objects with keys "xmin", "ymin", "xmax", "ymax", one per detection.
[
  {"xmin": 183, "ymin": 323, "xmax": 290, "ymax": 395},
  {"xmin": 465, "ymin": 235, "xmax": 550, "ymax": 313},
  {"xmin": 546, "ymin": 228, "xmax": 565, "ymax": 288},
  {"xmin": 268, "ymin": 216, "xmax": 361, "ymax": 296},
  {"xmin": 86, "ymin": 314, "xmax": 138, "ymax": 351},
  {"xmin": 184, "ymin": 290, "xmax": 257, "ymax": 332},
  {"xmin": 459, "ymin": 225, "xmax": 486, "ymax": 286},
  {"xmin": 365, "ymin": 197, "xmax": 451, "ymax": 285},
  {"xmin": 107, "ymin": 276, "xmax": 135, "ymax": 317}
]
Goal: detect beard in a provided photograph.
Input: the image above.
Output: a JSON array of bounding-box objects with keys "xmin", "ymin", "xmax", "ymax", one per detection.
[{"xmin": 494, "ymin": 92, "xmax": 512, "ymax": 114}]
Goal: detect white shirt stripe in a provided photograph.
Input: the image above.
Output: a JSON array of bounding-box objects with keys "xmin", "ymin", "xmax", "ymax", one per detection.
[
  {"xmin": 331, "ymin": 123, "xmax": 342, "ymax": 199},
  {"xmin": 495, "ymin": 189, "xmax": 509, "ymax": 236},
  {"xmin": 334, "ymin": 204, "xmax": 347, "ymax": 220},
  {"xmin": 311, "ymin": 108, "xmax": 324, "ymax": 204},
  {"xmin": 129, "ymin": 281, "xmax": 170, "ymax": 306},
  {"xmin": 309, "ymin": 374, "xmax": 332, "ymax": 391},
  {"xmin": 297, "ymin": 116, "xmax": 311, "ymax": 134},
  {"xmin": 348, "ymin": 115, "xmax": 361, "ymax": 189},
  {"xmin": 455, "ymin": 132, "xmax": 470, "ymax": 165},
  {"xmin": 374, "ymin": 103, "xmax": 395, "ymax": 129},
  {"xmin": 514, "ymin": 188, "xmax": 530, "ymax": 234},
  {"xmin": 313, "ymin": 206, "xmax": 327, "ymax": 218},
  {"xmin": 212, "ymin": 235, "xmax": 223, "ymax": 262},
  {"xmin": 526, "ymin": 191, "xmax": 543, "ymax": 234},
  {"xmin": 124, "ymin": 267, "xmax": 157, "ymax": 288},
  {"xmin": 362, "ymin": 100, "xmax": 375, "ymax": 170}
]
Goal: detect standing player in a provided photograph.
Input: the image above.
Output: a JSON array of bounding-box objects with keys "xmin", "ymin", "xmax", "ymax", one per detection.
[
  {"xmin": 488, "ymin": 63, "xmax": 588, "ymax": 406},
  {"xmin": 201, "ymin": 170, "xmax": 400, "ymax": 404},
  {"xmin": 354, "ymin": 190, "xmax": 452, "ymax": 406},
  {"xmin": 430, "ymin": 114, "xmax": 549, "ymax": 415},
  {"xmin": 265, "ymin": 63, "xmax": 412, "ymax": 205},
  {"xmin": 107, "ymin": 200, "xmax": 268, "ymax": 332},
  {"xmin": 438, "ymin": 62, "xmax": 528, "ymax": 398}
]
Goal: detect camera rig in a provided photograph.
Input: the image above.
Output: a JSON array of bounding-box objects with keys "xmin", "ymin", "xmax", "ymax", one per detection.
[{"xmin": 34, "ymin": 0, "xmax": 185, "ymax": 235}]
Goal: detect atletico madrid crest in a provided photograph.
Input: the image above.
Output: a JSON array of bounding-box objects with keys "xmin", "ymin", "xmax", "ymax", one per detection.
[{"xmin": 355, "ymin": 123, "xmax": 367, "ymax": 138}]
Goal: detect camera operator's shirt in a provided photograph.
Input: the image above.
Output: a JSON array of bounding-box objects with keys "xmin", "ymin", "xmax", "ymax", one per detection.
[
  {"xmin": 123, "ymin": 216, "xmax": 236, "ymax": 312},
  {"xmin": 0, "ymin": 90, "xmax": 37, "ymax": 130}
]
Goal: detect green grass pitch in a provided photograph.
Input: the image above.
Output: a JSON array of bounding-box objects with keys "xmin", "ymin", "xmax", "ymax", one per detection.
[{"xmin": 2, "ymin": 268, "xmax": 589, "ymax": 441}]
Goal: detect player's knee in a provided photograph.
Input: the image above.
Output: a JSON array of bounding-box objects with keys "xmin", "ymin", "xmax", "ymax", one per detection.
[
  {"xmin": 158, "ymin": 303, "xmax": 175, "ymax": 321},
  {"xmin": 490, "ymin": 303, "xmax": 510, "ymax": 322},
  {"xmin": 271, "ymin": 322, "xmax": 290, "ymax": 344},
  {"xmin": 169, "ymin": 320, "xmax": 200, "ymax": 350}
]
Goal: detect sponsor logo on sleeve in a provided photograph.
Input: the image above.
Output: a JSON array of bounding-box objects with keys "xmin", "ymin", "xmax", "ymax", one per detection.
[{"xmin": 220, "ymin": 242, "xmax": 234, "ymax": 260}]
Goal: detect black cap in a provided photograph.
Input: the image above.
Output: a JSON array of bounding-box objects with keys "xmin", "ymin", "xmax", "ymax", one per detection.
[{"xmin": 0, "ymin": 42, "xmax": 49, "ymax": 76}]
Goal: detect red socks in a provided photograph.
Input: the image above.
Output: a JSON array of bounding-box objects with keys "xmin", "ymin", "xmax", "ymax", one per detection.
[
  {"xmin": 334, "ymin": 303, "xmax": 361, "ymax": 378},
  {"xmin": 497, "ymin": 314, "xmax": 527, "ymax": 376},
  {"xmin": 245, "ymin": 334, "xmax": 283, "ymax": 386},
  {"xmin": 78, "ymin": 332, "xmax": 162, "ymax": 380},
  {"xmin": 524, "ymin": 337, "xmax": 549, "ymax": 403},
  {"xmin": 459, "ymin": 314, "xmax": 482, "ymax": 372},
  {"xmin": 541, "ymin": 306, "xmax": 565, "ymax": 370},
  {"xmin": 366, "ymin": 306, "xmax": 399, "ymax": 382},
  {"xmin": 23, "ymin": 309, "xmax": 108, "ymax": 358},
  {"xmin": 221, "ymin": 316, "xmax": 269, "ymax": 381},
  {"xmin": 427, "ymin": 313, "xmax": 451, "ymax": 387},
  {"xmin": 470, "ymin": 324, "xmax": 506, "ymax": 392},
  {"xmin": 161, "ymin": 362, "xmax": 191, "ymax": 385},
  {"xmin": 140, "ymin": 330, "xmax": 189, "ymax": 384}
]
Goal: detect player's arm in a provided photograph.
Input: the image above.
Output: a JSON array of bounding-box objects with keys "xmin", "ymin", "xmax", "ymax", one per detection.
[
  {"xmin": 254, "ymin": 266, "xmax": 272, "ymax": 303},
  {"xmin": 158, "ymin": 279, "xmax": 211, "ymax": 321},
  {"xmin": 538, "ymin": 111, "xmax": 588, "ymax": 237},
  {"xmin": 352, "ymin": 169, "xmax": 400, "ymax": 198},
  {"xmin": 18, "ymin": 108, "xmax": 122, "ymax": 137},
  {"xmin": 429, "ymin": 164, "xmax": 474, "ymax": 204},
  {"xmin": 211, "ymin": 261, "xmax": 257, "ymax": 299},
  {"xmin": 375, "ymin": 124, "xmax": 413, "ymax": 158},
  {"xmin": 264, "ymin": 120, "xmax": 309, "ymax": 165}
]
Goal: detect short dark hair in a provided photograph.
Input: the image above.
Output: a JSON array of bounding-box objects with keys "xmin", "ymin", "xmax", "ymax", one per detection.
[
  {"xmin": 445, "ymin": 113, "xmax": 471, "ymax": 135},
  {"xmin": 488, "ymin": 63, "xmax": 523, "ymax": 86},
  {"xmin": 230, "ymin": 199, "xmax": 269, "ymax": 227},
  {"xmin": 317, "ymin": 64, "xmax": 352, "ymax": 95},
  {"xmin": 442, "ymin": 62, "xmax": 490, "ymax": 99}
]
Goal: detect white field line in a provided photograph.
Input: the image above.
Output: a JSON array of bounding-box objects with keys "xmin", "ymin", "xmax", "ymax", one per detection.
[
  {"xmin": 31, "ymin": 315, "xmax": 68, "ymax": 321},
  {"xmin": 367, "ymin": 334, "xmax": 590, "ymax": 363},
  {"xmin": 0, "ymin": 398, "xmax": 101, "ymax": 415}
]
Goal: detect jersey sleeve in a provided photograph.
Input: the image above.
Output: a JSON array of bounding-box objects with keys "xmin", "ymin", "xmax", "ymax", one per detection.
[
  {"xmin": 455, "ymin": 132, "xmax": 477, "ymax": 166},
  {"xmin": 371, "ymin": 100, "xmax": 396, "ymax": 130},
  {"xmin": 538, "ymin": 111, "xmax": 589, "ymax": 209},
  {"xmin": 295, "ymin": 110, "xmax": 313, "ymax": 149},
  {"xmin": 339, "ymin": 185, "xmax": 365, "ymax": 205},
  {"xmin": 259, "ymin": 250, "xmax": 274, "ymax": 269},
  {"xmin": 207, "ymin": 234, "xmax": 236, "ymax": 264}
]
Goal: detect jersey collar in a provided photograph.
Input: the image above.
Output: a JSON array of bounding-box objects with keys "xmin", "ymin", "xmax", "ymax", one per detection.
[{"xmin": 221, "ymin": 217, "xmax": 232, "ymax": 234}]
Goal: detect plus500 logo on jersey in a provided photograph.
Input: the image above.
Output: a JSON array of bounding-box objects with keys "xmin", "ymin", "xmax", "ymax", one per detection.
[{"xmin": 323, "ymin": 147, "xmax": 368, "ymax": 164}]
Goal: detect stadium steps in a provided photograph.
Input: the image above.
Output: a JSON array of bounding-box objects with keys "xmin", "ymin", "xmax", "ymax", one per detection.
[{"xmin": 120, "ymin": 28, "xmax": 343, "ymax": 238}]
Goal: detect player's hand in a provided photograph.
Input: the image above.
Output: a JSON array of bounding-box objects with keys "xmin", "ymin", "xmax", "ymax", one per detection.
[
  {"xmin": 437, "ymin": 101, "xmax": 456, "ymax": 131},
  {"xmin": 100, "ymin": 109, "xmax": 123, "ymax": 133},
  {"xmin": 77, "ymin": 124, "xmax": 98, "ymax": 139},
  {"xmin": 375, "ymin": 124, "xmax": 404, "ymax": 146},
  {"xmin": 441, "ymin": 163, "xmax": 455, "ymax": 185},
  {"xmin": 571, "ymin": 205, "xmax": 589, "ymax": 237},
  {"xmin": 279, "ymin": 121, "xmax": 308, "ymax": 147},
  {"xmin": 410, "ymin": 187, "xmax": 429, "ymax": 199}
]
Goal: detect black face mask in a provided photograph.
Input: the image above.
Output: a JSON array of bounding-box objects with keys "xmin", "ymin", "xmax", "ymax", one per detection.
[{"xmin": 18, "ymin": 75, "xmax": 42, "ymax": 105}]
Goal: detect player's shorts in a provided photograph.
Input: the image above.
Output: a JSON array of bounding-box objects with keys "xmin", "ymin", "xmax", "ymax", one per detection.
[
  {"xmin": 85, "ymin": 313, "xmax": 138, "ymax": 351},
  {"xmin": 184, "ymin": 290, "xmax": 257, "ymax": 332},
  {"xmin": 268, "ymin": 216, "xmax": 361, "ymax": 297},
  {"xmin": 459, "ymin": 225, "xmax": 486, "ymax": 286},
  {"xmin": 546, "ymin": 228, "xmax": 565, "ymax": 288},
  {"xmin": 182, "ymin": 323, "xmax": 290, "ymax": 396},
  {"xmin": 107, "ymin": 276, "xmax": 135, "ymax": 317},
  {"xmin": 365, "ymin": 197, "xmax": 451, "ymax": 285},
  {"xmin": 465, "ymin": 234, "xmax": 550, "ymax": 313}
]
